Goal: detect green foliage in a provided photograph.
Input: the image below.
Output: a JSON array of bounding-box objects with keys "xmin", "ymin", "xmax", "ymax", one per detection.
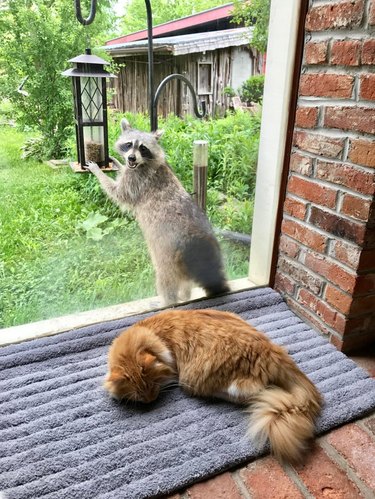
[
  {"xmin": 0, "ymin": 0, "xmax": 116, "ymax": 159},
  {"xmin": 233, "ymin": 0, "xmax": 271, "ymax": 53},
  {"xmin": 120, "ymin": 0, "xmax": 229, "ymax": 34},
  {"xmin": 1, "ymin": 109, "xmax": 260, "ymax": 327},
  {"xmin": 238, "ymin": 75, "xmax": 265, "ymax": 105},
  {"xmin": 223, "ymin": 86, "xmax": 236, "ymax": 98},
  {"xmin": 20, "ymin": 136, "xmax": 44, "ymax": 160}
]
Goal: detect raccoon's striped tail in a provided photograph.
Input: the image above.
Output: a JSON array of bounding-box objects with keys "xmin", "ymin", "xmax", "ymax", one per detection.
[{"xmin": 247, "ymin": 369, "xmax": 322, "ymax": 464}]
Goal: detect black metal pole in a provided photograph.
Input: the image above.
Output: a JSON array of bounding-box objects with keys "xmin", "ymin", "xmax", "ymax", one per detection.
[{"xmin": 145, "ymin": 0, "xmax": 156, "ymax": 131}]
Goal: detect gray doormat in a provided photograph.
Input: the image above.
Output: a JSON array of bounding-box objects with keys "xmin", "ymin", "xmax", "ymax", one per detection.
[{"xmin": 1, "ymin": 287, "xmax": 375, "ymax": 499}]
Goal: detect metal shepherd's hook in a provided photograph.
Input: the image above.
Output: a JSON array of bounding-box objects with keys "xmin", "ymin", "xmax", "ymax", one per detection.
[
  {"xmin": 74, "ymin": 0, "xmax": 206, "ymax": 130},
  {"xmin": 74, "ymin": 0, "xmax": 97, "ymax": 26}
]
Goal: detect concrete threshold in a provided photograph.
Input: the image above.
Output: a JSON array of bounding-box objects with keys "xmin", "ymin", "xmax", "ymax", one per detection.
[{"xmin": 0, "ymin": 277, "xmax": 256, "ymax": 347}]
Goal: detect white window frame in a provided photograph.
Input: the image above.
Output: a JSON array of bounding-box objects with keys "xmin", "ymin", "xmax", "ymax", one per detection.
[{"xmin": 249, "ymin": 0, "xmax": 303, "ymax": 285}]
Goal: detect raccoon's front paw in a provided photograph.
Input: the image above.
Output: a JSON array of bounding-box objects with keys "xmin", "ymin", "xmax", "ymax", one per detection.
[{"xmin": 84, "ymin": 161, "xmax": 101, "ymax": 173}]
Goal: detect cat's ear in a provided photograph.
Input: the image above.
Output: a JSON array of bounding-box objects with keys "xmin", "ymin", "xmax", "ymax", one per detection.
[
  {"xmin": 137, "ymin": 351, "xmax": 157, "ymax": 369},
  {"xmin": 107, "ymin": 367, "xmax": 124, "ymax": 382}
]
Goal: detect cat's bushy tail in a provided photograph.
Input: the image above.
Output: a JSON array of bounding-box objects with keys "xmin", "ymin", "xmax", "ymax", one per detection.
[{"xmin": 246, "ymin": 361, "xmax": 322, "ymax": 464}]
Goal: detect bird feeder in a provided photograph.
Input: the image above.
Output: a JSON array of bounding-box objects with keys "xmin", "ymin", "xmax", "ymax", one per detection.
[{"xmin": 62, "ymin": 48, "xmax": 116, "ymax": 172}]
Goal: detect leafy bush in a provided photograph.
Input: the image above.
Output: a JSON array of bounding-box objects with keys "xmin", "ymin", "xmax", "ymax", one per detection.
[
  {"xmin": 239, "ymin": 75, "xmax": 265, "ymax": 105},
  {"xmin": 224, "ymin": 86, "xmax": 236, "ymax": 98},
  {"xmin": 21, "ymin": 136, "xmax": 45, "ymax": 161},
  {"xmin": 0, "ymin": 0, "xmax": 116, "ymax": 159}
]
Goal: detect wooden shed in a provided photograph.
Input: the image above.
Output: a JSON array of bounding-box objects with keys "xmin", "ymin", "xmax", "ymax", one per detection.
[{"xmin": 105, "ymin": 16, "xmax": 263, "ymax": 118}]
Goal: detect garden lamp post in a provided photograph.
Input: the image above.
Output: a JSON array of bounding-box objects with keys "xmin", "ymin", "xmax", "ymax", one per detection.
[{"xmin": 62, "ymin": 48, "xmax": 116, "ymax": 172}]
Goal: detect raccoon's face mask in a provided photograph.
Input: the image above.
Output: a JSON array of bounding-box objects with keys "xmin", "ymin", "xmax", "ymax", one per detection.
[
  {"xmin": 116, "ymin": 118, "xmax": 165, "ymax": 169},
  {"xmin": 117, "ymin": 140, "xmax": 155, "ymax": 169}
]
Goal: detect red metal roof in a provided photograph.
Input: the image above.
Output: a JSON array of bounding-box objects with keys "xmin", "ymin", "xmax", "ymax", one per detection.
[{"xmin": 105, "ymin": 3, "xmax": 234, "ymax": 46}]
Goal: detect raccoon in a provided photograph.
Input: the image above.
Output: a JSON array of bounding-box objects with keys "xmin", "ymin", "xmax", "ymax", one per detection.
[{"xmin": 85, "ymin": 118, "xmax": 230, "ymax": 306}]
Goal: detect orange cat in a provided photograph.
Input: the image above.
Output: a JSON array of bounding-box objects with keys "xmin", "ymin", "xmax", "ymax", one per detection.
[{"xmin": 104, "ymin": 309, "xmax": 323, "ymax": 464}]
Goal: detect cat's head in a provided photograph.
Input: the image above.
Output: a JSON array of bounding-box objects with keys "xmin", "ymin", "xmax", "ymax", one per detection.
[
  {"xmin": 104, "ymin": 326, "xmax": 175, "ymax": 403},
  {"xmin": 115, "ymin": 118, "xmax": 165, "ymax": 170}
]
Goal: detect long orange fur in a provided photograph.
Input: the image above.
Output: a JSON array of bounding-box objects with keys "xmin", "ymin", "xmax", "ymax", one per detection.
[{"xmin": 104, "ymin": 309, "xmax": 323, "ymax": 464}]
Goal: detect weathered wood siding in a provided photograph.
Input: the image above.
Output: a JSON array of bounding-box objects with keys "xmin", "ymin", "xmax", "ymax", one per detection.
[{"xmin": 111, "ymin": 46, "xmax": 261, "ymax": 118}]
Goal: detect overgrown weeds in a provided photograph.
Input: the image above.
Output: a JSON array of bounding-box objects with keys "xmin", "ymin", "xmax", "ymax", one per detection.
[{"xmin": 0, "ymin": 110, "xmax": 258, "ymax": 327}]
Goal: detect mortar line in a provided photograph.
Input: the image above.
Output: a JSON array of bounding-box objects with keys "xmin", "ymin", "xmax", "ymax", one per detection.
[{"xmin": 319, "ymin": 438, "xmax": 375, "ymax": 498}]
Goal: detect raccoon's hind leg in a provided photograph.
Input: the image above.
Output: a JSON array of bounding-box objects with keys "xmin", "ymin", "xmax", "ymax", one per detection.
[
  {"xmin": 156, "ymin": 272, "xmax": 180, "ymax": 307},
  {"xmin": 178, "ymin": 281, "xmax": 193, "ymax": 302},
  {"xmin": 181, "ymin": 237, "xmax": 230, "ymax": 298}
]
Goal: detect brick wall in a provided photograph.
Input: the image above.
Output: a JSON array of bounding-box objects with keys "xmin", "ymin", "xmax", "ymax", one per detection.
[{"xmin": 274, "ymin": 0, "xmax": 375, "ymax": 352}]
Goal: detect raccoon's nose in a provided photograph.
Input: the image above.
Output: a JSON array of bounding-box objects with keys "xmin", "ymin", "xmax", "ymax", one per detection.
[{"xmin": 128, "ymin": 154, "xmax": 136, "ymax": 162}]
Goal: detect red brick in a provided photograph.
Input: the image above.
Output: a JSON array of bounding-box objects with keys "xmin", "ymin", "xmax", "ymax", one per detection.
[
  {"xmin": 278, "ymin": 257, "xmax": 323, "ymax": 295},
  {"xmin": 300, "ymin": 73, "xmax": 354, "ymax": 99},
  {"xmin": 327, "ymin": 424, "xmax": 375, "ymax": 490},
  {"xmin": 288, "ymin": 296, "xmax": 338, "ymax": 339},
  {"xmin": 324, "ymin": 106, "xmax": 375, "ymax": 135},
  {"xmin": 288, "ymin": 176, "xmax": 337, "ymax": 209},
  {"xmin": 317, "ymin": 300, "xmax": 346, "ymax": 332},
  {"xmin": 295, "ymin": 106, "xmax": 319, "ymax": 128},
  {"xmin": 298, "ymin": 287, "xmax": 318, "ymax": 310},
  {"xmin": 330, "ymin": 240, "xmax": 361, "ymax": 269},
  {"xmin": 348, "ymin": 138, "xmax": 375, "ymax": 168},
  {"xmin": 369, "ymin": 0, "xmax": 375, "ymax": 25},
  {"xmin": 350, "ymin": 294, "xmax": 375, "ymax": 315},
  {"xmin": 330, "ymin": 39, "xmax": 361, "ymax": 66},
  {"xmin": 341, "ymin": 193, "xmax": 372, "ymax": 221},
  {"xmin": 305, "ymin": 0, "xmax": 365, "ymax": 31},
  {"xmin": 290, "ymin": 152, "xmax": 313, "ymax": 175},
  {"xmin": 325, "ymin": 284, "xmax": 353, "ymax": 315},
  {"xmin": 186, "ymin": 472, "xmax": 241, "ymax": 499},
  {"xmin": 316, "ymin": 160, "xmax": 375, "ymax": 196},
  {"xmin": 354, "ymin": 273, "xmax": 375, "ymax": 294},
  {"xmin": 358, "ymin": 248, "xmax": 375, "ymax": 271},
  {"xmin": 279, "ymin": 233, "xmax": 301, "ymax": 258},
  {"xmin": 298, "ymin": 288, "xmax": 346, "ymax": 332},
  {"xmin": 240, "ymin": 456, "xmax": 304, "ymax": 499},
  {"xmin": 295, "ymin": 445, "xmax": 362, "ymax": 497},
  {"xmin": 294, "ymin": 132, "xmax": 344, "ymax": 159},
  {"xmin": 360, "ymin": 74, "xmax": 375, "ymax": 101},
  {"xmin": 282, "ymin": 218, "xmax": 327, "ymax": 253},
  {"xmin": 330, "ymin": 333, "xmax": 344, "ymax": 350},
  {"xmin": 361, "ymin": 39, "xmax": 375, "ymax": 64},
  {"xmin": 304, "ymin": 251, "xmax": 357, "ymax": 293},
  {"xmin": 274, "ymin": 272, "xmax": 295, "ymax": 295},
  {"xmin": 342, "ymin": 328, "xmax": 375, "ymax": 352},
  {"xmin": 309, "ymin": 206, "xmax": 367, "ymax": 245},
  {"xmin": 348, "ymin": 344, "xmax": 375, "ymax": 374},
  {"xmin": 284, "ymin": 196, "xmax": 307, "ymax": 220},
  {"xmin": 305, "ymin": 41, "xmax": 328, "ymax": 65},
  {"xmin": 364, "ymin": 416, "xmax": 375, "ymax": 435},
  {"xmin": 345, "ymin": 314, "xmax": 373, "ymax": 334}
]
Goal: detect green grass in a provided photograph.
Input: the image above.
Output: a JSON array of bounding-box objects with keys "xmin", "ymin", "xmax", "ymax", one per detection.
[{"xmin": 0, "ymin": 124, "xmax": 251, "ymax": 327}]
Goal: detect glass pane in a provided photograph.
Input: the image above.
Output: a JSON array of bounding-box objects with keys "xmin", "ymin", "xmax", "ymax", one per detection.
[
  {"xmin": 81, "ymin": 77, "xmax": 103, "ymax": 122},
  {"xmin": 84, "ymin": 127, "xmax": 105, "ymax": 163}
]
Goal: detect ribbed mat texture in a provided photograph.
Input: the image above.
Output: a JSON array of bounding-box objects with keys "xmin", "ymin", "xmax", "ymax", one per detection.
[{"xmin": 1, "ymin": 287, "xmax": 375, "ymax": 499}]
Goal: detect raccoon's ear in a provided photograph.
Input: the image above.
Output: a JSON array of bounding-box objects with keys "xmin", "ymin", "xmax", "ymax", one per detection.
[
  {"xmin": 120, "ymin": 118, "xmax": 131, "ymax": 134},
  {"xmin": 153, "ymin": 129, "xmax": 164, "ymax": 141}
]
